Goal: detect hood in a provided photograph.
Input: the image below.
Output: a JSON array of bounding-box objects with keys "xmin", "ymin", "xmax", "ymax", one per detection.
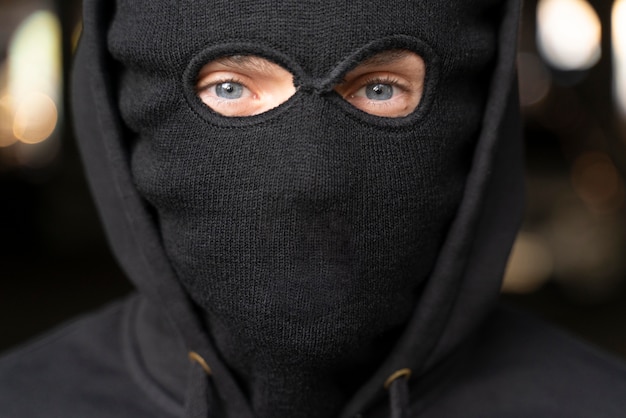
[{"xmin": 71, "ymin": 0, "xmax": 523, "ymax": 416}]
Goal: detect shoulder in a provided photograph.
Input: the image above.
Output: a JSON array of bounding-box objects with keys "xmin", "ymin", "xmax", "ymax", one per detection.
[
  {"xmin": 421, "ymin": 304, "xmax": 626, "ymax": 417},
  {"xmin": 0, "ymin": 296, "xmax": 175, "ymax": 418}
]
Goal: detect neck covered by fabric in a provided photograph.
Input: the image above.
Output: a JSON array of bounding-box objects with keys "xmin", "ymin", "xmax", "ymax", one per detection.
[{"xmin": 108, "ymin": 1, "xmax": 500, "ymax": 416}]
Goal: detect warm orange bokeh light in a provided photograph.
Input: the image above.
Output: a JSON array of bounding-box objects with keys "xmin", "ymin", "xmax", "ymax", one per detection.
[{"xmin": 12, "ymin": 92, "xmax": 58, "ymax": 144}]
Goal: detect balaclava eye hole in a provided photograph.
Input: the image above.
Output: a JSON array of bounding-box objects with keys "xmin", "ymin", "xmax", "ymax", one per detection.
[
  {"xmin": 194, "ymin": 49, "xmax": 426, "ymax": 119},
  {"xmin": 331, "ymin": 49, "xmax": 425, "ymax": 118},
  {"xmin": 194, "ymin": 55, "xmax": 297, "ymax": 118},
  {"xmin": 182, "ymin": 35, "xmax": 438, "ymax": 128}
]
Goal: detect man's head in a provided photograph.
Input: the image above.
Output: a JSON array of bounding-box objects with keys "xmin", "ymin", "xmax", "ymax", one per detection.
[{"xmin": 107, "ymin": 1, "xmax": 496, "ymax": 413}]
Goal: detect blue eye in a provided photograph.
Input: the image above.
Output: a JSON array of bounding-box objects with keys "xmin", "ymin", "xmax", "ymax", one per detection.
[
  {"xmin": 365, "ymin": 83, "xmax": 394, "ymax": 100},
  {"xmin": 215, "ymin": 82, "xmax": 244, "ymax": 99}
]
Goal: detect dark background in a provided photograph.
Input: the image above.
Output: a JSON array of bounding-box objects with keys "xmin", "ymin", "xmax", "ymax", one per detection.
[{"xmin": 1, "ymin": 0, "xmax": 626, "ymax": 359}]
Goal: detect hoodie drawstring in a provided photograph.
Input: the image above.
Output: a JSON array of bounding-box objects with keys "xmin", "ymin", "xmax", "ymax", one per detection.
[
  {"xmin": 184, "ymin": 354, "xmax": 412, "ymax": 418},
  {"xmin": 186, "ymin": 351, "xmax": 217, "ymax": 418},
  {"xmin": 385, "ymin": 368, "xmax": 412, "ymax": 418}
]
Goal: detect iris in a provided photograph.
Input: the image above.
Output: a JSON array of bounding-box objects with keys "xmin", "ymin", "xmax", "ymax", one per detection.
[
  {"xmin": 366, "ymin": 83, "xmax": 393, "ymax": 100},
  {"xmin": 216, "ymin": 82, "xmax": 244, "ymax": 99}
]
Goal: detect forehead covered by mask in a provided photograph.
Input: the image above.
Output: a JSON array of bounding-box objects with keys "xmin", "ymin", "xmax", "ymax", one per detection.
[
  {"xmin": 109, "ymin": 0, "xmax": 498, "ymax": 77},
  {"xmin": 106, "ymin": 1, "xmax": 504, "ymax": 417}
]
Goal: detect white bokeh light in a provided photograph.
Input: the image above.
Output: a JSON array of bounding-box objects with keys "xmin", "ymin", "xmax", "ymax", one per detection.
[
  {"xmin": 537, "ymin": 0, "xmax": 602, "ymax": 71},
  {"xmin": 7, "ymin": 10, "xmax": 62, "ymax": 145},
  {"xmin": 613, "ymin": 0, "xmax": 626, "ymax": 115}
]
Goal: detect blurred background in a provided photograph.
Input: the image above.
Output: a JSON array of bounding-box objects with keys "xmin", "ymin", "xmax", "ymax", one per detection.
[{"xmin": 1, "ymin": 0, "xmax": 626, "ymax": 358}]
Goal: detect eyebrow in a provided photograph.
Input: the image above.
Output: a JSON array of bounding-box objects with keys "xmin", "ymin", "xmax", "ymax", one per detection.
[
  {"xmin": 205, "ymin": 50, "xmax": 414, "ymax": 78},
  {"xmin": 358, "ymin": 49, "xmax": 414, "ymax": 67},
  {"xmin": 358, "ymin": 49, "xmax": 410, "ymax": 67},
  {"xmin": 212, "ymin": 55, "xmax": 279, "ymax": 74},
  {"xmin": 210, "ymin": 50, "xmax": 411, "ymax": 72}
]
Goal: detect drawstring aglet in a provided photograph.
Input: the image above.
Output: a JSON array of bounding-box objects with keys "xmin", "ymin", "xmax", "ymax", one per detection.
[
  {"xmin": 385, "ymin": 368, "xmax": 411, "ymax": 418},
  {"xmin": 188, "ymin": 351, "xmax": 212, "ymax": 376}
]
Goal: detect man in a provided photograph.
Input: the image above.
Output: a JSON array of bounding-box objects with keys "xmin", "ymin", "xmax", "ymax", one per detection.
[{"xmin": 1, "ymin": 0, "xmax": 626, "ymax": 417}]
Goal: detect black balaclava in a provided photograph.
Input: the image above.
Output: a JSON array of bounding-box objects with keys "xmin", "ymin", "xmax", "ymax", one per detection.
[{"xmin": 107, "ymin": 1, "xmax": 501, "ymax": 416}]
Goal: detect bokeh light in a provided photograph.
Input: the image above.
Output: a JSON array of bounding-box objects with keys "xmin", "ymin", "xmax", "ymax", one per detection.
[
  {"xmin": 0, "ymin": 95, "xmax": 18, "ymax": 148},
  {"xmin": 12, "ymin": 92, "xmax": 58, "ymax": 145},
  {"xmin": 6, "ymin": 10, "xmax": 62, "ymax": 145},
  {"xmin": 571, "ymin": 152, "xmax": 625, "ymax": 214},
  {"xmin": 537, "ymin": 0, "xmax": 601, "ymax": 71},
  {"xmin": 613, "ymin": 0, "xmax": 626, "ymax": 116},
  {"xmin": 503, "ymin": 232, "xmax": 554, "ymax": 293},
  {"xmin": 517, "ymin": 52, "xmax": 552, "ymax": 107}
]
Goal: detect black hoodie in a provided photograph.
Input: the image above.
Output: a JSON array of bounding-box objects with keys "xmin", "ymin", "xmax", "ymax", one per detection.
[{"xmin": 1, "ymin": 0, "xmax": 626, "ymax": 417}]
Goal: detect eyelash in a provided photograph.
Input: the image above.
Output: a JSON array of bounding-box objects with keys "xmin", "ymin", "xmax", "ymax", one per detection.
[
  {"xmin": 358, "ymin": 75, "xmax": 408, "ymax": 93},
  {"xmin": 197, "ymin": 76, "xmax": 248, "ymax": 94}
]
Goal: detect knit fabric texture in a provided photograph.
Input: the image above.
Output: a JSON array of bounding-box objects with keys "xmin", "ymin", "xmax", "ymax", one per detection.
[{"xmin": 108, "ymin": 1, "xmax": 500, "ymax": 416}]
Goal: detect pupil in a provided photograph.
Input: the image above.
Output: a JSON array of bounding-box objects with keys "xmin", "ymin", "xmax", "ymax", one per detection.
[
  {"xmin": 216, "ymin": 82, "xmax": 243, "ymax": 99},
  {"xmin": 366, "ymin": 84, "xmax": 393, "ymax": 100}
]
